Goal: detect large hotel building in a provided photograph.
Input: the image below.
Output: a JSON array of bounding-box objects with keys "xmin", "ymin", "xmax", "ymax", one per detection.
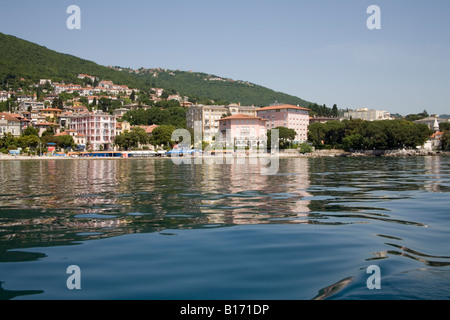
[
  {"xmin": 186, "ymin": 104, "xmax": 258, "ymax": 143},
  {"xmin": 256, "ymin": 104, "xmax": 310, "ymax": 143},
  {"xmin": 69, "ymin": 111, "xmax": 116, "ymax": 151},
  {"xmin": 187, "ymin": 103, "xmax": 310, "ymax": 144}
]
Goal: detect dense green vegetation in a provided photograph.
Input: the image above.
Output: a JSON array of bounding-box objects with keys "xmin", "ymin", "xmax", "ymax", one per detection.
[
  {"xmin": 404, "ymin": 110, "xmax": 430, "ymax": 122},
  {"xmin": 440, "ymin": 123, "xmax": 450, "ymax": 150},
  {"xmin": 307, "ymin": 119, "xmax": 433, "ymax": 150},
  {"xmin": 0, "ymin": 126, "xmax": 75, "ymax": 154},
  {"xmin": 267, "ymin": 127, "xmax": 297, "ymax": 149},
  {"xmin": 307, "ymin": 103, "xmax": 340, "ymax": 118},
  {"xmin": 439, "ymin": 122, "xmax": 450, "ymax": 131},
  {"xmin": 114, "ymin": 127, "xmax": 150, "ymax": 151},
  {"xmin": 0, "ymin": 32, "xmax": 314, "ymax": 108},
  {"xmin": 442, "ymin": 131, "xmax": 450, "ymax": 150},
  {"xmin": 121, "ymin": 106, "xmax": 186, "ymax": 128}
]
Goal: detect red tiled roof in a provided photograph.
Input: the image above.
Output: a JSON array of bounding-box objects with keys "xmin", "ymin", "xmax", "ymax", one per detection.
[
  {"xmin": 257, "ymin": 104, "xmax": 310, "ymax": 112},
  {"xmin": 0, "ymin": 112, "xmax": 21, "ymax": 122},
  {"xmin": 41, "ymin": 108, "xmax": 63, "ymax": 112},
  {"xmin": 137, "ymin": 124, "xmax": 159, "ymax": 134},
  {"xmin": 34, "ymin": 122, "xmax": 60, "ymax": 127},
  {"xmin": 431, "ymin": 131, "xmax": 444, "ymax": 139},
  {"xmin": 54, "ymin": 132, "xmax": 69, "ymax": 137},
  {"xmin": 219, "ymin": 114, "xmax": 267, "ymax": 121}
]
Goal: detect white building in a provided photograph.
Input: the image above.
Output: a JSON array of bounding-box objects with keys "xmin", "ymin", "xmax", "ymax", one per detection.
[
  {"xmin": 0, "ymin": 91, "xmax": 12, "ymax": 102},
  {"xmin": 344, "ymin": 108, "xmax": 391, "ymax": 121},
  {"xmin": 414, "ymin": 115, "xmax": 450, "ymax": 130},
  {"xmin": 0, "ymin": 113, "xmax": 22, "ymax": 137},
  {"xmin": 186, "ymin": 104, "xmax": 257, "ymax": 142},
  {"xmin": 39, "ymin": 79, "xmax": 52, "ymax": 85},
  {"xmin": 19, "ymin": 101, "xmax": 45, "ymax": 111},
  {"xmin": 77, "ymin": 74, "xmax": 98, "ymax": 82}
]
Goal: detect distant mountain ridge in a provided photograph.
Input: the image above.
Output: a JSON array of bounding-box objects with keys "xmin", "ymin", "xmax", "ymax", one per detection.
[{"xmin": 0, "ymin": 32, "xmax": 312, "ymax": 107}]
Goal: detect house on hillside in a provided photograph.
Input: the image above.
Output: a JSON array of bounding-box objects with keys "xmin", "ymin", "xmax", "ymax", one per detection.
[{"xmin": 0, "ymin": 112, "xmax": 22, "ymax": 137}]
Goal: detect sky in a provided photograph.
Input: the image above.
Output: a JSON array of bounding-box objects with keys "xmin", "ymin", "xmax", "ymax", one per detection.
[{"xmin": 0, "ymin": 0, "xmax": 449, "ymax": 115}]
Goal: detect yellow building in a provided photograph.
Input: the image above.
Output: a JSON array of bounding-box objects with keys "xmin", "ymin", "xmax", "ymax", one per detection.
[{"xmin": 40, "ymin": 108, "xmax": 63, "ymax": 120}]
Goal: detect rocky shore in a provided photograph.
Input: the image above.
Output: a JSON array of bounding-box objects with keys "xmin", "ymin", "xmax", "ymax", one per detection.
[{"xmin": 304, "ymin": 149, "xmax": 448, "ymax": 158}]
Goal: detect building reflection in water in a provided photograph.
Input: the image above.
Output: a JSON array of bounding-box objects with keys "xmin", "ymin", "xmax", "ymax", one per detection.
[
  {"xmin": 175, "ymin": 157, "xmax": 312, "ymax": 225},
  {"xmin": 0, "ymin": 158, "xmax": 313, "ymax": 258},
  {"xmin": 423, "ymin": 156, "xmax": 447, "ymax": 193}
]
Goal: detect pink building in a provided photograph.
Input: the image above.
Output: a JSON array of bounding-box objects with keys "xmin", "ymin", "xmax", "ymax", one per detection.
[
  {"xmin": 256, "ymin": 104, "xmax": 310, "ymax": 142},
  {"xmin": 218, "ymin": 114, "xmax": 267, "ymax": 148},
  {"xmin": 70, "ymin": 112, "xmax": 116, "ymax": 151}
]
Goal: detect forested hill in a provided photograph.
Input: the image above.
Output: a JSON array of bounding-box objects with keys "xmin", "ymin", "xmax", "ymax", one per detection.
[{"xmin": 0, "ymin": 32, "xmax": 311, "ymax": 107}]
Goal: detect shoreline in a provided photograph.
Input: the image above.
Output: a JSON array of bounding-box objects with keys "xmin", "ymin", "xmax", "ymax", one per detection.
[{"xmin": 1, "ymin": 149, "xmax": 448, "ymax": 161}]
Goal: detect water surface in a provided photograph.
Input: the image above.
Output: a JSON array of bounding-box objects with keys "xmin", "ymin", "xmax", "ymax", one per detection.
[{"xmin": 0, "ymin": 156, "xmax": 449, "ymax": 299}]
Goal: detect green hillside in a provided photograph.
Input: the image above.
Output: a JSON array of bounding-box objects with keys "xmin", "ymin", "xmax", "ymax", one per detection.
[{"xmin": 0, "ymin": 32, "xmax": 311, "ymax": 107}]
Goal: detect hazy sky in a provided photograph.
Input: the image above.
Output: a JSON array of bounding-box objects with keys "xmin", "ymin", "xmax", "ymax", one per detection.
[{"xmin": 0, "ymin": 0, "xmax": 449, "ymax": 115}]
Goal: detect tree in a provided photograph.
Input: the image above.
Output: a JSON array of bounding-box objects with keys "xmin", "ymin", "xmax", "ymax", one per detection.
[
  {"xmin": 150, "ymin": 125, "xmax": 176, "ymax": 148},
  {"xmin": 114, "ymin": 131, "xmax": 137, "ymax": 151},
  {"xmin": 114, "ymin": 127, "xmax": 149, "ymax": 151},
  {"xmin": 332, "ymin": 104, "xmax": 339, "ymax": 117},
  {"xmin": 307, "ymin": 123, "xmax": 326, "ymax": 147},
  {"xmin": 79, "ymin": 97, "xmax": 89, "ymax": 106},
  {"xmin": 160, "ymin": 90, "xmax": 169, "ymax": 100},
  {"xmin": 17, "ymin": 135, "xmax": 39, "ymax": 150},
  {"xmin": 342, "ymin": 134, "xmax": 365, "ymax": 150},
  {"xmin": 131, "ymin": 127, "xmax": 149, "ymax": 146},
  {"xmin": 43, "ymin": 81, "xmax": 53, "ymax": 92},
  {"xmin": 56, "ymin": 135, "xmax": 76, "ymax": 150},
  {"xmin": 122, "ymin": 106, "xmax": 187, "ymax": 128},
  {"xmin": 0, "ymin": 133, "xmax": 19, "ymax": 153},
  {"xmin": 22, "ymin": 126, "xmax": 39, "ymax": 137},
  {"xmin": 52, "ymin": 97, "xmax": 64, "ymax": 109},
  {"xmin": 276, "ymin": 126, "xmax": 296, "ymax": 141},
  {"xmin": 308, "ymin": 119, "xmax": 432, "ymax": 150},
  {"xmin": 298, "ymin": 143, "xmax": 313, "ymax": 154},
  {"xmin": 155, "ymin": 100, "xmax": 180, "ymax": 109},
  {"xmin": 268, "ymin": 127, "xmax": 297, "ymax": 149},
  {"xmin": 439, "ymin": 122, "xmax": 450, "ymax": 131},
  {"xmin": 130, "ymin": 90, "xmax": 136, "ymax": 102},
  {"xmin": 98, "ymin": 97, "xmax": 112, "ymax": 113},
  {"xmin": 137, "ymin": 93, "xmax": 152, "ymax": 106},
  {"xmin": 441, "ymin": 131, "xmax": 450, "ymax": 150},
  {"xmin": 41, "ymin": 126, "xmax": 56, "ymax": 138},
  {"xmin": 83, "ymin": 77, "xmax": 93, "ymax": 87},
  {"xmin": 323, "ymin": 121, "xmax": 346, "ymax": 147}
]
